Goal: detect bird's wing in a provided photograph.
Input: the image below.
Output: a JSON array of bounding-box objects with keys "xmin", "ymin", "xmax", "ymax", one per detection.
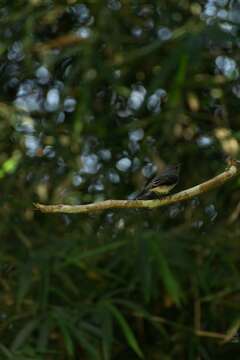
[
  {"xmin": 145, "ymin": 174, "xmax": 178, "ymax": 190},
  {"xmin": 136, "ymin": 164, "xmax": 180, "ymax": 198},
  {"xmin": 134, "ymin": 172, "xmax": 156, "ymax": 199}
]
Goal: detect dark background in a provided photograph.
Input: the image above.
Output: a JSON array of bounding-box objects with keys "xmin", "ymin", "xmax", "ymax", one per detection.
[{"xmin": 1, "ymin": 1, "xmax": 240, "ymax": 359}]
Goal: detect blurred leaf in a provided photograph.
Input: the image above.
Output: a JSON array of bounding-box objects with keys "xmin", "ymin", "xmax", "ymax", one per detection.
[
  {"xmin": 0, "ymin": 151, "xmax": 21, "ymax": 179},
  {"xmin": 0, "ymin": 343, "xmax": 13, "ymax": 359},
  {"xmin": 105, "ymin": 302, "xmax": 143, "ymax": 359},
  {"xmin": 102, "ymin": 314, "xmax": 113, "ymax": 360},
  {"xmin": 39, "ymin": 265, "xmax": 49, "ymax": 310},
  {"xmin": 11, "ymin": 318, "xmax": 40, "ymax": 351},
  {"xmin": 64, "ymin": 240, "xmax": 126, "ymax": 265},
  {"xmin": 97, "ymin": 304, "xmax": 113, "ymax": 360},
  {"xmin": 154, "ymin": 248, "xmax": 183, "ymax": 306},
  {"xmin": 171, "ymin": 53, "xmax": 189, "ymax": 105},
  {"xmin": 69, "ymin": 326, "xmax": 99, "ymax": 360},
  {"xmin": 55, "ymin": 272, "xmax": 80, "ymax": 296},
  {"xmin": 16, "ymin": 261, "xmax": 34, "ymax": 308},
  {"xmin": 36, "ymin": 317, "xmax": 51, "ymax": 353},
  {"xmin": 137, "ymin": 236, "xmax": 152, "ymax": 303},
  {"xmin": 53, "ymin": 311, "xmax": 75, "ymax": 357}
]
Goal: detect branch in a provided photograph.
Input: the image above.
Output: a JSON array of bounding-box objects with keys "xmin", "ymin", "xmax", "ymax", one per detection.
[
  {"xmin": 34, "ymin": 33, "xmax": 88, "ymax": 53},
  {"xmin": 34, "ymin": 161, "xmax": 240, "ymax": 214}
]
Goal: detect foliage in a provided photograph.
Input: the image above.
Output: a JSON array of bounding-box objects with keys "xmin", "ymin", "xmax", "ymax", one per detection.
[{"xmin": 1, "ymin": 0, "xmax": 240, "ymax": 359}]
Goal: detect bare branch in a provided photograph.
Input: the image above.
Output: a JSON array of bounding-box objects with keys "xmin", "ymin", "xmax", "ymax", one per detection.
[
  {"xmin": 34, "ymin": 33, "xmax": 88, "ymax": 53},
  {"xmin": 34, "ymin": 162, "xmax": 239, "ymax": 214}
]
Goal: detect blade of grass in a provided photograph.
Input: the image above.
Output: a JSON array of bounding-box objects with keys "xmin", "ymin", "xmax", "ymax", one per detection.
[
  {"xmin": 11, "ymin": 318, "xmax": 40, "ymax": 351},
  {"xmin": 154, "ymin": 245, "xmax": 183, "ymax": 306},
  {"xmin": 105, "ymin": 302, "xmax": 143, "ymax": 359},
  {"xmin": 64, "ymin": 240, "xmax": 126, "ymax": 265}
]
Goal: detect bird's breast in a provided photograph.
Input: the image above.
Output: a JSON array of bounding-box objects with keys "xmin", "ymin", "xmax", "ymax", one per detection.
[{"xmin": 150, "ymin": 184, "xmax": 176, "ymax": 194}]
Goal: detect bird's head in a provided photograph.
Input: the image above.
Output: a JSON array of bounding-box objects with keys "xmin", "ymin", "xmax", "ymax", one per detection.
[{"xmin": 165, "ymin": 163, "xmax": 181, "ymax": 174}]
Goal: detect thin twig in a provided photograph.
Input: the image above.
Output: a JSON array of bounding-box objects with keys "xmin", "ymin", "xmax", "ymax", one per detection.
[
  {"xmin": 137, "ymin": 313, "xmax": 229, "ymax": 341},
  {"xmin": 34, "ymin": 162, "xmax": 239, "ymax": 214},
  {"xmin": 227, "ymin": 200, "xmax": 240, "ymax": 224}
]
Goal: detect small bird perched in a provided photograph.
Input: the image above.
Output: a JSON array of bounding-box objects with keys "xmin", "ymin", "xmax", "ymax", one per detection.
[{"xmin": 135, "ymin": 164, "xmax": 181, "ymax": 200}]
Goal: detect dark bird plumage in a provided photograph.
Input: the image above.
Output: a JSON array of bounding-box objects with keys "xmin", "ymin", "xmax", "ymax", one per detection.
[{"xmin": 135, "ymin": 164, "xmax": 181, "ymax": 200}]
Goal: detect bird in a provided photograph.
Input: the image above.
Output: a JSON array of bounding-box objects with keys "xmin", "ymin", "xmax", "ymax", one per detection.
[{"xmin": 135, "ymin": 164, "xmax": 181, "ymax": 200}]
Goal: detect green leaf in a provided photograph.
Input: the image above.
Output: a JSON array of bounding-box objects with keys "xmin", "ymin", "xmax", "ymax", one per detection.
[
  {"xmin": 69, "ymin": 326, "xmax": 99, "ymax": 360},
  {"xmin": 0, "ymin": 343, "xmax": 13, "ymax": 359},
  {"xmin": 55, "ymin": 272, "xmax": 80, "ymax": 296},
  {"xmin": 98, "ymin": 306, "xmax": 113, "ymax": 360},
  {"xmin": 39, "ymin": 265, "xmax": 50, "ymax": 310},
  {"xmin": 138, "ymin": 236, "xmax": 152, "ymax": 303},
  {"xmin": 105, "ymin": 302, "xmax": 143, "ymax": 359},
  {"xmin": 53, "ymin": 312, "xmax": 75, "ymax": 356},
  {"xmin": 155, "ymin": 251, "xmax": 183, "ymax": 306},
  {"xmin": 11, "ymin": 318, "xmax": 40, "ymax": 351},
  {"xmin": 0, "ymin": 151, "xmax": 21, "ymax": 179},
  {"xmin": 37, "ymin": 317, "xmax": 51, "ymax": 353},
  {"xmin": 65, "ymin": 240, "xmax": 125, "ymax": 265},
  {"xmin": 102, "ymin": 314, "xmax": 113, "ymax": 360},
  {"xmin": 16, "ymin": 262, "xmax": 34, "ymax": 308}
]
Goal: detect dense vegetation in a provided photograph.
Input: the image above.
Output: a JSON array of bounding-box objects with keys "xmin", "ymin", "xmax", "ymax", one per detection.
[{"xmin": 1, "ymin": 1, "xmax": 240, "ymax": 359}]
